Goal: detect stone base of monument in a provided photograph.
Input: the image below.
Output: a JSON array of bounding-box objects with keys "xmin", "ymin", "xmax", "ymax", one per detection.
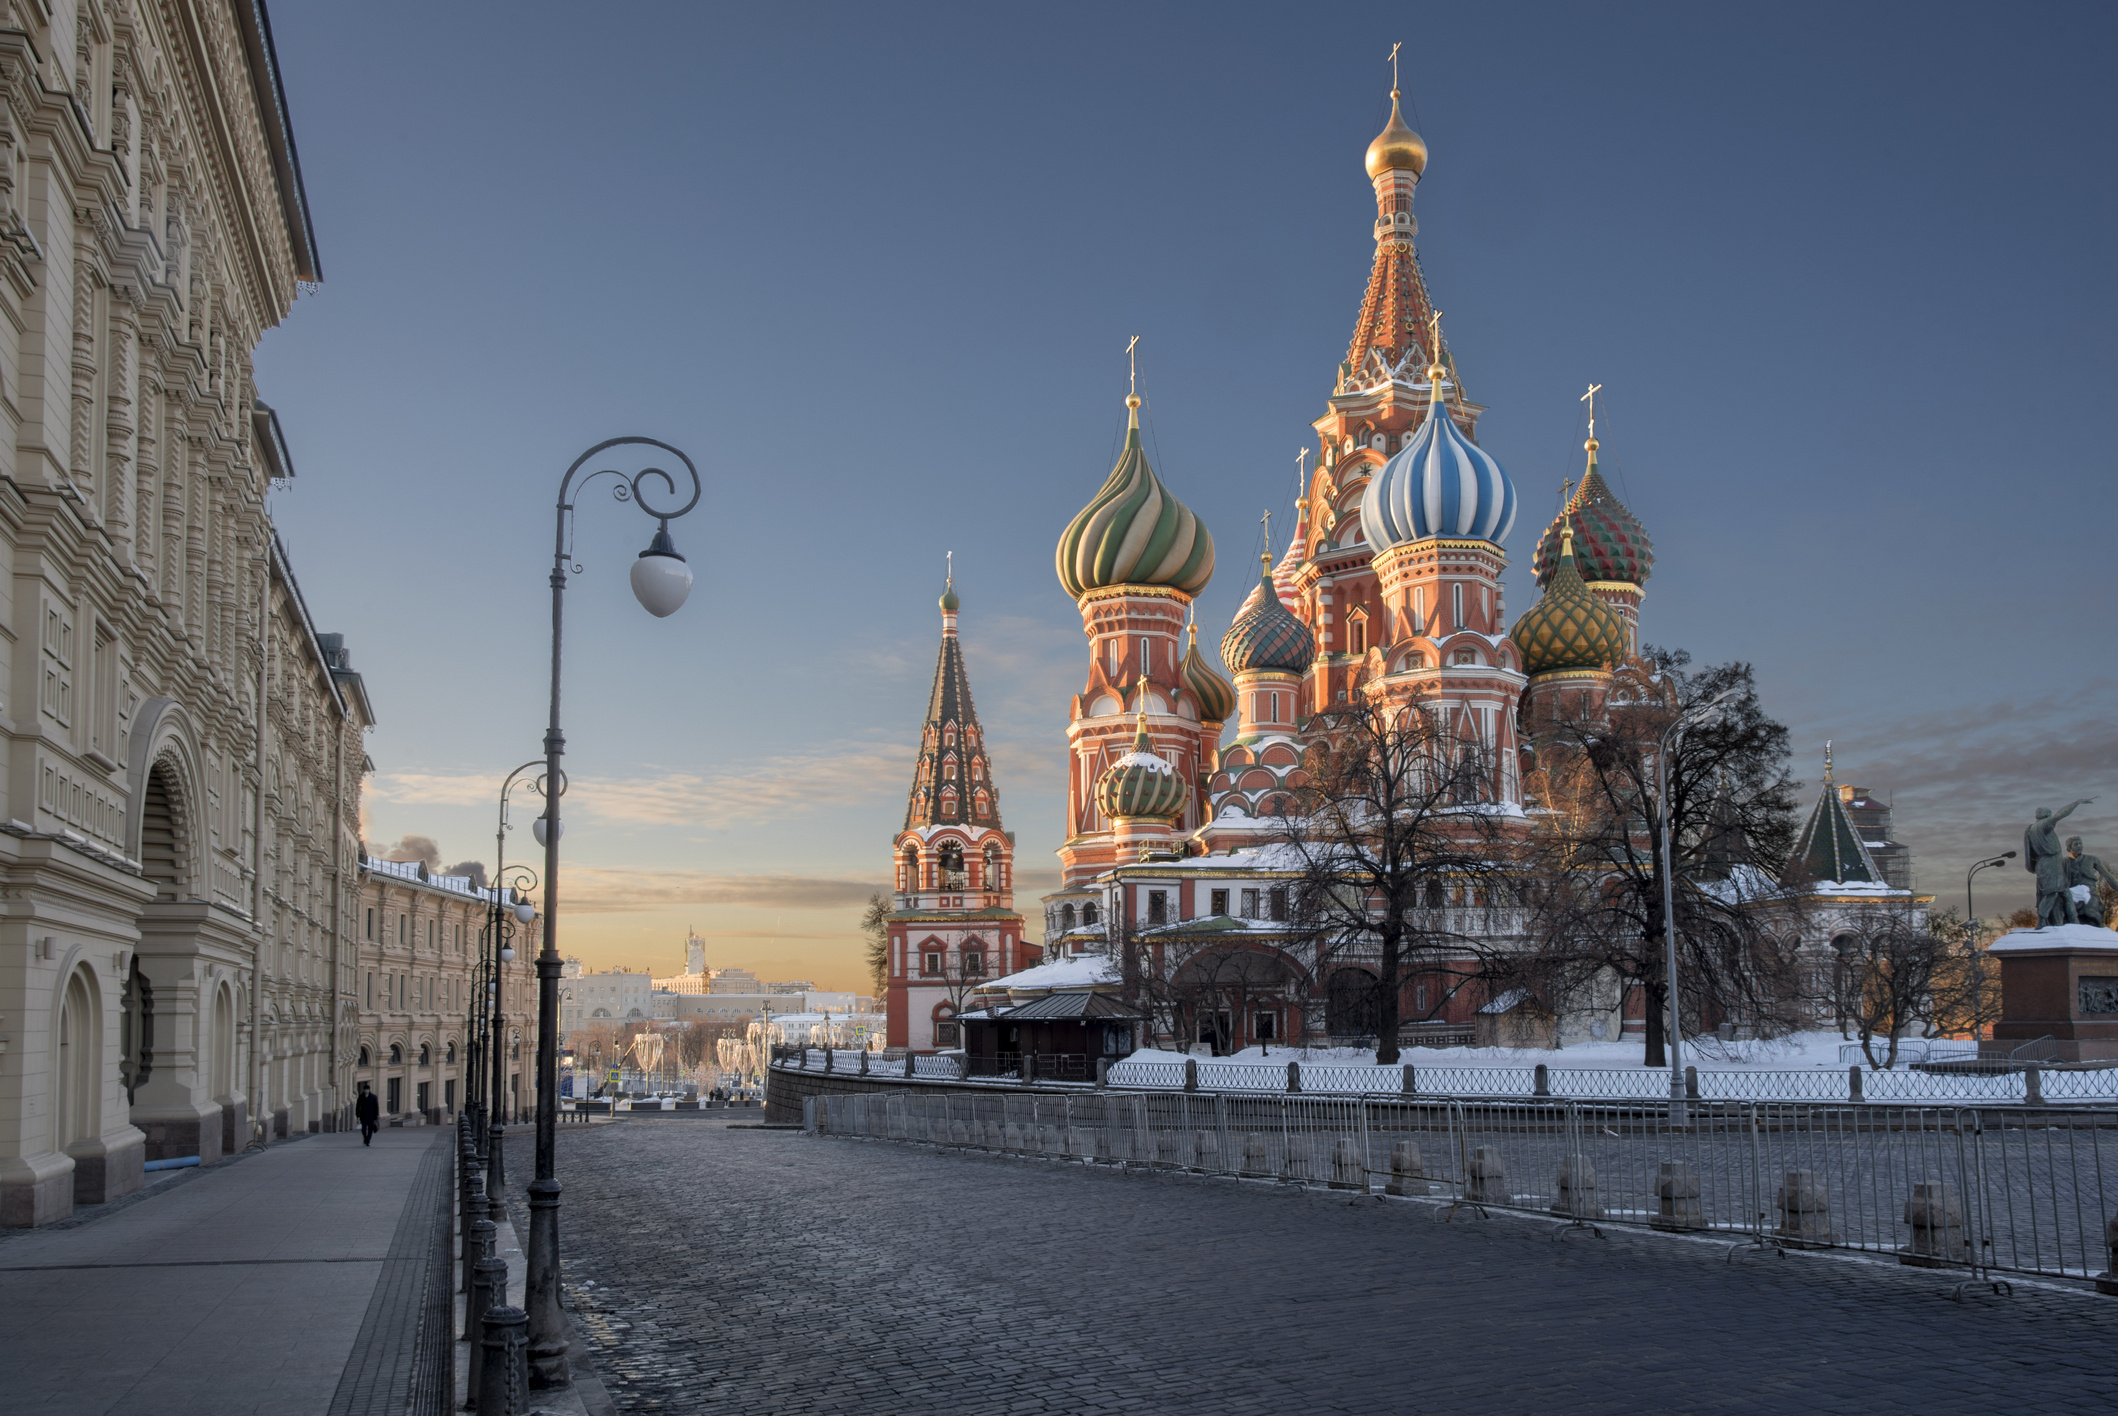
[{"xmin": 1989, "ymin": 924, "xmax": 2118, "ymax": 1063}]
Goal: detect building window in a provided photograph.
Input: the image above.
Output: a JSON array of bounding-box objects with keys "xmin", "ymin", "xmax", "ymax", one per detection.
[
  {"xmin": 922, "ymin": 951, "xmax": 943, "ymax": 976},
  {"xmin": 1059, "ymin": 904, "xmax": 1076, "ymax": 931},
  {"xmin": 1210, "ymin": 888, "xmax": 1229, "ymax": 917},
  {"xmin": 1254, "ymin": 1011, "xmax": 1277, "ymax": 1042},
  {"xmin": 445, "ymin": 1080, "xmax": 456, "ymax": 1112},
  {"xmin": 1413, "ymin": 586, "xmax": 1426, "ymax": 630},
  {"xmin": 1241, "ymin": 888, "xmax": 1260, "ymax": 918},
  {"xmin": 386, "ymin": 1077, "xmax": 401, "ymax": 1114},
  {"xmin": 398, "ymin": 915, "xmax": 406, "ymax": 945},
  {"xmin": 1268, "ymin": 887, "xmax": 1287, "ymax": 922},
  {"xmin": 419, "ymin": 1043, "xmax": 431, "ymax": 1066},
  {"xmin": 935, "ymin": 1018, "xmax": 959, "ymax": 1047},
  {"xmin": 1082, "ymin": 903, "xmax": 1098, "ymax": 926},
  {"xmin": 1147, "ymin": 890, "xmax": 1167, "ymax": 925},
  {"xmin": 1452, "ymin": 583, "xmax": 1465, "ymax": 630},
  {"xmin": 389, "ymin": 1043, "xmax": 403, "ymax": 1065},
  {"xmin": 416, "ymin": 1081, "xmax": 431, "ymax": 1115},
  {"xmin": 1415, "ymin": 982, "xmax": 1429, "ymax": 1012},
  {"xmin": 1403, "ymin": 652, "xmax": 1426, "ymax": 671},
  {"xmin": 1140, "ymin": 636, "xmax": 1152, "ymax": 676},
  {"xmin": 1349, "ymin": 616, "xmax": 1366, "ymax": 655},
  {"xmin": 359, "ymin": 1045, "xmax": 371, "ymax": 1068},
  {"xmin": 366, "ymin": 909, "xmax": 374, "ymax": 941},
  {"xmin": 1454, "ymin": 649, "xmax": 1478, "ymax": 666},
  {"xmin": 962, "ymin": 950, "xmax": 984, "ymax": 976}
]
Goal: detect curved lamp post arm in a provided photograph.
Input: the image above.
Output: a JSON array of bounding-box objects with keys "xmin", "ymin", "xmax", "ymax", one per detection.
[{"xmin": 527, "ymin": 437, "xmax": 701, "ymax": 1388}]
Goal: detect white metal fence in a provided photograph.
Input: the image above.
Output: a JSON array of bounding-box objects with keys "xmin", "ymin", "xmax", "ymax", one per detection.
[
  {"xmin": 810, "ymin": 1088, "xmax": 2118, "ymax": 1288},
  {"xmin": 775, "ymin": 1050, "xmax": 2118, "ymax": 1106}
]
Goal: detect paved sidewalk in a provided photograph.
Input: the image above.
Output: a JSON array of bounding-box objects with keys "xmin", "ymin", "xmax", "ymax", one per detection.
[{"xmin": 0, "ymin": 1127, "xmax": 447, "ymax": 1416}]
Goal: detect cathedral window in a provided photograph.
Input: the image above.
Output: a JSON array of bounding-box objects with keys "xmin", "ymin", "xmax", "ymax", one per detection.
[
  {"xmin": 1349, "ymin": 614, "xmax": 1367, "ymax": 655},
  {"xmin": 943, "ymin": 724, "xmax": 956, "ymax": 748},
  {"xmin": 922, "ymin": 950, "xmax": 942, "ymax": 976},
  {"xmin": 1147, "ymin": 891, "xmax": 1167, "ymax": 925},
  {"xmin": 1060, "ymin": 904, "xmax": 1076, "ymax": 931},
  {"xmin": 961, "ymin": 948, "xmax": 984, "ymax": 976},
  {"xmin": 1082, "ymin": 902, "xmax": 1099, "ymax": 926},
  {"xmin": 973, "ymin": 790, "xmax": 989, "ymax": 818},
  {"xmin": 1452, "ymin": 583, "xmax": 1465, "ymax": 630},
  {"xmin": 942, "ymin": 755, "xmax": 957, "ymax": 780},
  {"xmin": 940, "ymin": 787, "xmax": 957, "ymax": 815},
  {"xmin": 1241, "ymin": 888, "xmax": 1260, "ymax": 918}
]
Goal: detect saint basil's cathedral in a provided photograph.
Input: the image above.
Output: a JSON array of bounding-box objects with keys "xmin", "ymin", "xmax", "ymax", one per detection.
[{"xmin": 882, "ymin": 82, "xmax": 1908, "ymax": 1054}]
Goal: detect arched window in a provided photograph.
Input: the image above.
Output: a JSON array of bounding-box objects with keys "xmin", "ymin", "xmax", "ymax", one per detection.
[
  {"xmin": 389, "ymin": 1043, "xmax": 403, "ymax": 1065},
  {"xmin": 940, "ymin": 787, "xmax": 958, "ymax": 816},
  {"xmin": 942, "ymin": 753, "xmax": 958, "ymax": 781},
  {"xmin": 1059, "ymin": 904, "xmax": 1076, "ymax": 931},
  {"xmin": 973, "ymin": 789, "xmax": 990, "ymax": 818},
  {"xmin": 938, "ymin": 841, "xmax": 964, "ymax": 888},
  {"xmin": 1082, "ymin": 902, "xmax": 1099, "ymax": 926},
  {"xmin": 418, "ymin": 1043, "xmax": 432, "ymax": 1067},
  {"xmin": 359, "ymin": 1045, "xmax": 371, "ymax": 1068},
  {"xmin": 57, "ymin": 969, "xmax": 97, "ymax": 1150},
  {"xmin": 901, "ymin": 845, "xmax": 920, "ymax": 891},
  {"xmin": 942, "ymin": 724, "xmax": 957, "ymax": 749},
  {"xmin": 445, "ymin": 1041, "xmax": 456, "ymax": 1064},
  {"xmin": 983, "ymin": 843, "xmax": 1003, "ymax": 889}
]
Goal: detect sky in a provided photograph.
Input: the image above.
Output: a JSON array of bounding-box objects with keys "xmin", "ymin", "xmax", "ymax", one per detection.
[{"xmin": 254, "ymin": 2, "xmax": 2117, "ymax": 988}]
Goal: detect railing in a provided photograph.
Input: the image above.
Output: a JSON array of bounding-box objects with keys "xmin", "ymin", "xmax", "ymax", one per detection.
[
  {"xmin": 810, "ymin": 1088, "xmax": 2118, "ymax": 1289},
  {"xmin": 1836, "ymin": 1039, "xmax": 1980, "ymax": 1067},
  {"xmin": 773, "ymin": 1052, "xmax": 2118, "ymax": 1105}
]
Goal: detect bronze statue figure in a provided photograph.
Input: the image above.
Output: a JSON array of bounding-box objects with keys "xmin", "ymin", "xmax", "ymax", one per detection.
[
  {"xmin": 2026, "ymin": 799, "xmax": 2093, "ymax": 926},
  {"xmin": 2065, "ymin": 836, "xmax": 2118, "ymax": 928}
]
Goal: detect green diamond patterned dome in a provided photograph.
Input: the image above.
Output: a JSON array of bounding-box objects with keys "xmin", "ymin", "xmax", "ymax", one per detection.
[
  {"xmin": 1532, "ymin": 439, "xmax": 1653, "ymax": 589},
  {"xmin": 1220, "ymin": 554, "xmax": 1316, "ymax": 675},
  {"xmin": 1509, "ymin": 527, "xmax": 1626, "ymax": 677},
  {"xmin": 1057, "ymin": 396, "xmax": 1215, "ymax": 601},
  {"xmin": 1181, "ymin": 623, "xmax": 1237, "ymax": 724}
]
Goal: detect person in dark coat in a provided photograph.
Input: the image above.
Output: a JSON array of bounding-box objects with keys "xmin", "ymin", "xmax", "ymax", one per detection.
[{"xmin": 356, "ymin": 1085, "xmax": 380, "ymax": 1146}]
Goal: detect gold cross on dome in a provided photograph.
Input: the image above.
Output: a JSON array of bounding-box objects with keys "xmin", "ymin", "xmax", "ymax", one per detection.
[
  {"xmin": 1581, "ymin": 382, "xmax": 1602, "ymax": 438},
  {"xmin": 1389, "ymin": 41, "xmax": 1401, "ymax": 91},
  {"xmin": 1427, "ymin": 309, "xmax": 1444, "ymax": 372},
  {"xmin": 1126, "ymin": 335, "xmax": 1140, "ymax": 397},
  {"xmin": 1260, "ymin": 509, "xmax": 1272, "ymax": 561}
]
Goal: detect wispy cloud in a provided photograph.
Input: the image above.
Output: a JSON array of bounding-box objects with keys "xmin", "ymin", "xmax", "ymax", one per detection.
[
  {"xmin": 558, "ymin": 867, "xmax": 887, "ymax": 914},
  {"xmin": 371, "ymin": 740, "xmax": 915, "ymax": 830}
]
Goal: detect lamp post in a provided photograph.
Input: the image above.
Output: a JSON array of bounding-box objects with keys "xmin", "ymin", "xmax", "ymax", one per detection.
[
  {"xmin": 1965, "ymin": 851, "xmax": 2015, "ymax": 940},
  {"xmin": 484, "ymin": 760, "xmax": 555, "ymax": 1160},
  {"xmin": 526, "ymin": 437, "xmax": 700, "ymax": 1388},
  {"xmin": 1657, "ymin": 687, "xmax": 1739, "ymax": 1125}
]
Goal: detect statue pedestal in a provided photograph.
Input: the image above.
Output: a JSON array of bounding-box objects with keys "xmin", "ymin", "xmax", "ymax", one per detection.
[{"xmin": 1990, "ymin": 924, "xmax": 2118, "ymax": 1062}]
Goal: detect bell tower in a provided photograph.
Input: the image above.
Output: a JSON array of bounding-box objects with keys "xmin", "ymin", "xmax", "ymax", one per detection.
[{"xmin": 885, "ymin": 576, "xmax": 1026, "ymax": 1052}]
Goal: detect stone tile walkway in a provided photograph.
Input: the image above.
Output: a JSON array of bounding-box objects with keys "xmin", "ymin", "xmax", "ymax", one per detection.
[
  {"xmin": 0, "ymin": 1128, "xmax": 445, "ymax": 1415},
  {"xmin": 526, "ymin": 1118, "xmax": 2117, "ymax": 1415}
]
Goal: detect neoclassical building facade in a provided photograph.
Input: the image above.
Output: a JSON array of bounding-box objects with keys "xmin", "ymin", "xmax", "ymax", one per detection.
[
  {"xmin": 353, "ymin": 857, "xmax": 541, "ymax": 1127},
  {"xmin": 0, "ymin": 1, "xmax": 350, "ymax": 1225}
]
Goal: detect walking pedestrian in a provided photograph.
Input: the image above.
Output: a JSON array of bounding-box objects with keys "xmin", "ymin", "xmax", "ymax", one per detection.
[{"xmin": 356, "ymin": 1083, "xmax": 380, "ymax": 1146}]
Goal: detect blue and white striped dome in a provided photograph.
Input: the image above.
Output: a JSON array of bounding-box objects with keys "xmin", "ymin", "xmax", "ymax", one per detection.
[{"xmin": 1359, "ymin": 380, "xmax": 1516, "ymax": 549}]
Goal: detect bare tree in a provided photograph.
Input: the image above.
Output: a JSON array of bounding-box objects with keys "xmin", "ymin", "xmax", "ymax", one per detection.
[
  {"xmin": 1826, "ymin": 900, "xmax": 1954, "ymax": 1068},
  {"xmin": 1273, "ymin": 689, "xmax": 1515, "ymax": 1065},
  {"xmin": 1518, "ymin": 651, "xmax": 1803, "ymax": 1065},
  {"xmin": 1923, "ymin": 909, "xmax": 2004, "ymax": 1044}
]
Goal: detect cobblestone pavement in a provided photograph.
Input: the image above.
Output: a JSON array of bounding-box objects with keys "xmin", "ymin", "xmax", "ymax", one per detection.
[{"xmin": 518, "ymin": 1119, "xmax": 2114, "ymax": 1415}]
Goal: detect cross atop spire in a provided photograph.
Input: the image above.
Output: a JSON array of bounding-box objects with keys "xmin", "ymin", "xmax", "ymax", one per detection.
[
  {"xmin": 1581, "ymin": 382, "xmax": 1602, "ymax": 440},
  {"xmin": 1389, "ymin": 40, "xmax": 1401, "ymax": 92},
  {"xmin": 1126, "ymin": 334, "xmax": 1140, "ymax": 398}
]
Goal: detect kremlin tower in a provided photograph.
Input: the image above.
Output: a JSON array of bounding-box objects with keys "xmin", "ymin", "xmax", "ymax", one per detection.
[
  {"xmin": 884, "ymin": 576, "xmax": 1027, "ymax": 1052},
  {"xmin": 1052, "ymin": 391, "xmax": 1225, "ymax": 885}
]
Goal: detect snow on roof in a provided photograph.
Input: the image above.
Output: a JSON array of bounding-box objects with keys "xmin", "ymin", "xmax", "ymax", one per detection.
[
  {"xmin": 982, "ymin": 953, "xmax": 1119, "ymax": 992},
  {"xmin": 1477, "ymin": 988, "xmax": 1530, "ymax": 1015},
  {"xmin": 1988, "ymin": 923, "xmax": 2118, "ymax": 954}
]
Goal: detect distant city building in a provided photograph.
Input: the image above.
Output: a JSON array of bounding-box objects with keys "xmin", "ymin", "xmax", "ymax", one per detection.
[
  {"xmin": 353, "ymin": 859, "xmax": 541, "ymax": 1124},
  {"xmin": 560, "ymin": 966, "xmax": 653, "ymax": 1034},
  {"xmin": 1836, "ymin": 783, "xmax": 1913, "ymax": 891}
]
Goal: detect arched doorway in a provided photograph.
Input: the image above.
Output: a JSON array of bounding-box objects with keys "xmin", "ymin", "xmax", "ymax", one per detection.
[
  {"xmin": 1326, "ymin": 968, "xmax": 1382, "ymax": 1040},
  {"xmin": 57, "ymin": 969, "xmax": 97, "ymax": 1156}
]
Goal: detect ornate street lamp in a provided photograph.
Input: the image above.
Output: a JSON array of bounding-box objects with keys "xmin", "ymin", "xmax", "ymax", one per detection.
[{"xmin": 526, "ymin": 437, "xmax": 700, "ymax": 1388}]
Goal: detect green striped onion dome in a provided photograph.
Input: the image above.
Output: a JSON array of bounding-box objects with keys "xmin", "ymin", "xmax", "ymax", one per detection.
[
  {"xmin": 1532, "ymin": 439, "xmax": 1653, "ymax": 589},
  {"xmin": 1220, "ymin": 554, "xmax": 1316, "ymax": 675},
  {"xmin": 1509, "ymin": 526, "xmax": 1626, "ymax": 676},
  {"xmin": 1096, "ymin": 710, "xmax": 1188, "ymax": 821},
  {"xmin": 1181, "ymin": 623, "xmax": 1237, "ymax": 724},
  {"xmin": 1056, "ymin": 396, "xmax": 1215, "ymax": 600}
]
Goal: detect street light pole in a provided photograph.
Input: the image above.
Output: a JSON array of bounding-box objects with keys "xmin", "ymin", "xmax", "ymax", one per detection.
[
  {"xmin": 1657, "ymin": 687, "xmax": 1739, "ymax": 1124},
  {"xmin": 1965, "ymin": 851, "xmax": 2015, "ymax": 939},
  {"xmin": 526, "ymin": 438, "xmax": 700, "ymax": 1388}
]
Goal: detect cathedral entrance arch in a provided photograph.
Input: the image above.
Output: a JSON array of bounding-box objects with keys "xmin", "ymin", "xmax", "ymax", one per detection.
[{"xmin": 1326, "ymin": 967, "xmax": 1383, "ymax": 1041}]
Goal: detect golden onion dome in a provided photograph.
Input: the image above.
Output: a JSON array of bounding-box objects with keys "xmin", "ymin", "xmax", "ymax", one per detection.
[
  {"xmin": 1365, "ymin": 89, "xmax": 1428, "ymax": 179},
  {"xmin": 1181, "ymin": 622, "xmax": 1237, "ymax": 725},
  {"xmin": 1096, "ymin": 707, "xmax": 1188, "ymax": 822},
  {"xmin": 1508, "ymin": 526, "xmax": 1627, "ymax": 678},
  {"xmin": 1057, "ymin": 396, "xmax": 1215, "ymax": 600}
]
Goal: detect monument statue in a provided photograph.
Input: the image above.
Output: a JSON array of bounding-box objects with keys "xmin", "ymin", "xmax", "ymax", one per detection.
[
  {"xmin": 2065, "ymin": 837, "xmax": 2118, "ymax": 928},
  {"xmin": 2025, "ymin": 799, "xmax": 2093, "ymax": 926}
]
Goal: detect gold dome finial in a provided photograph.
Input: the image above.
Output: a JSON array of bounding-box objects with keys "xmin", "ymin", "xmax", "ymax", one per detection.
[{"xmin": 1365, "ymin": 47, "xmax": 1428, "ymax": 180}]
